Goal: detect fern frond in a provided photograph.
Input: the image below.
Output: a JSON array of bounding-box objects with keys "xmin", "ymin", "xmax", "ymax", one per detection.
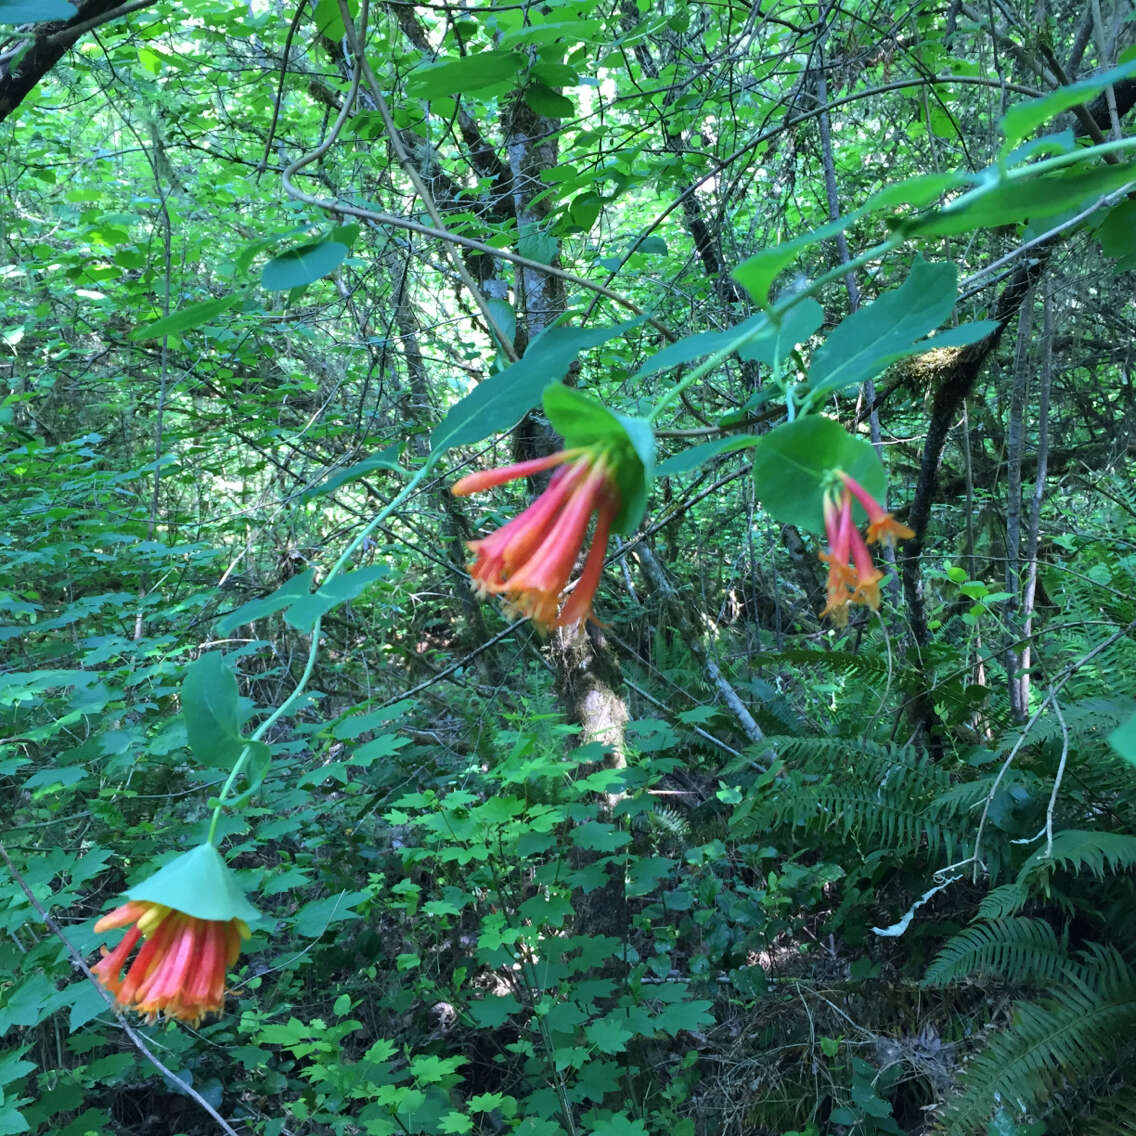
[
  {"xmin": 1082, "ymin": 1083, "xmax": 1136, "ymax": 1135},
  {"xmin": 976, "ymin": 882, "xmax": 1030, "ymax": 920},
  {"xmin": 1018, "ymin": 829, "xmax": 1136, "ymax": 884},
  {"xmin": 940, "ymin": 976, "xmax": 1136, "ymax": 1133},
  {"xmin": 1076, "ymin": 942, "xmax": 1136, "ymax": 993},
  {"xmin": 751, "ymin": 735, "xmax": 967, "ymax": 859},
  {"xmin": 923, "ymin": 917, "xmax": 1075, "ymax": 987},
  {"xmin": 649, "ymin": 805, "xmax": 690, "ymax": 842},
  {"xmin": 1016, "ymin": 697, "xmax": 1134, "ymax": 751}
]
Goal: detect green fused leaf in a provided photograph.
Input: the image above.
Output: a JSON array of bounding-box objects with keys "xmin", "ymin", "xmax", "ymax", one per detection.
[
  {"xmin": 130, "ymin": 293, "xmax": 241, "ymax": 341},
  {"xmin": 751, "ymin": 416, "xmax": 886, "ymax": 534},
  {"xmin": 542, "ymin": 384, "xmax": 655, "ymax": 533},
  {"xmin": 406, "ymin": 51, "xmax": 524, "ymax": 99},
  {"xmin": 430, "ymin": 318, "xmax": 643, "ymax": 455},
  {"xmin": 806, "ymin": 258, "xmax": 959, "ymax": 399},
  {"xmin": 261, "ymin": 240, "xmax": 347, "ymax": 291},
  {"xmin": 1000, "ymin": 59, "xmax": 1136, "ymax": 154},
  {"xmin": 125, "ymin": 842, "xmax": 261, "ymax": 923}
]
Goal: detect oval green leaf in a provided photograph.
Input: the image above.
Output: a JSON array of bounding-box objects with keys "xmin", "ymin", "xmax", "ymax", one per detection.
[
  {"xmin": 130, "ymin": 293, "xmax": 241, "ymax": 341},
  {"xmin": 261, "ymin": 240, "xmax": 347, "ymax": 291},
  {"xmin": 406, "ymin": 51, "xmax": 524, "ymax": 99}
]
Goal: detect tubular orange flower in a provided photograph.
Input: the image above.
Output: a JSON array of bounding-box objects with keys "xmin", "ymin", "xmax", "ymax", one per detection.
[
  {"xmin": 92, "ymin": 899, "xmax": 250, "ymax": 1025},
  {"xmin": 452, "ymin": 444, "xmax": 620, "ymax": 630},
  {"xmin": 819, "ymin": 492, "xmax": 857, "ymax": 627},
  {"xmin": 838, "ymin": 471, "xmax": 914, "ymax": 547},
  {"xmin": 848, "ymin": 523, "xmax": 884, "ymax": 611}
]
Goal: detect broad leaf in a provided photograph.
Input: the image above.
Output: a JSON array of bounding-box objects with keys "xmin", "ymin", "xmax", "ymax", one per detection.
[
  {"xmin": 632, "ymin": 313, "xmax": 770, "ymax": 380},
  {"xmin": 130, "ymin": 293, "xmax": 241, "ymax": 341},
  {"xmin": 261, "ymin": 240, "xmax": 347, "ymax": 291},
  {"xmin": 903, "ymin": 162, "xmax": 1136, "ymax": 238},
  {"xmin": 182, "ymin": 653, "xmax": 272, "ymax": 782},
  {"xmin": 1110, "ymin": 709, "xmax": 1136, "ymax": 766},
  {"xmin": 406, "ymin": 51, "xmax": 524, "ymax": 99},
  {"xmin": 1000, "ymin": 59, "xmax": 1136, "ymax": 154},
  {"xmin": 284, "ymin": 565, "xmax": 390, "ymax": 631},
  {"xmin": 806, "ymin": 258, "xmax": 958, "ymax": 398},
  {"xmin": 751, "ymin": 416, "xmax": 886, "ymax": 533},
  {"xmin": 743, "ymin": 298, "xmax": 823, "ymax": 366},
  {"xmin": 217, "ymin": 569, "xmax": 316, "ymax": 634},
  {"xmin": 655, "ymin": 435, "xmax": 760, "ymax": 478},
  {"xmin": 300, "ymin": 444, "xmax": 405, "ymax": 503},
  {"xmin": 732, "ymin": 214, "xmax": 859, "ymax": 307},
  {"xmin": 430, "ymin": 318, "xmax": 642, "ymax": 455},
  {"xmin": 1095, "ymin": 199, "xmax": 1136, "ymax": 269}
]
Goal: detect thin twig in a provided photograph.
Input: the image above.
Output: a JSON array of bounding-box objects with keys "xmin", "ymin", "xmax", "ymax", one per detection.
[{"xmin": 1044, "ymin": 690, "xmax": 1070, "ymax": 858}]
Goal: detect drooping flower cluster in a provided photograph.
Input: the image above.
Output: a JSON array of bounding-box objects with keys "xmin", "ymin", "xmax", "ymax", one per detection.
[
  {"xmin": 92, "ymin": 899, "xmax": 250, "ymax": 1025},
  {"xmin": 451, "ymin": 444, "xmax": 620, "ymax": 630},
  {"xmin": 819, "ymin": 471, "xmax": 914, "ymax": 626}
]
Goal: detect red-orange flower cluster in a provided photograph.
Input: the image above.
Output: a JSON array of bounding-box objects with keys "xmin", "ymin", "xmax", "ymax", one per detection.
[
  {"xmin": 451, "ymin": 445, "xmax": 619, "ymax": 630},
  {"xmin": 92, "ymin": 900, "xmax": 249, "ymax": 1025},
  {"xmin": 819, "ymin": 472, "xmax": 914, "ymax": 626}
]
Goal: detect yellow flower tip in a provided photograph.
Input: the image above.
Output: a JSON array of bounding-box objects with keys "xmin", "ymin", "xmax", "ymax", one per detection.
[
  {"xmin": 867, "ymin": 514, "xmax": 915, "ymax": 546},
  {"xmin": 855, "ymin": 576, "xmax": 884, "ymax": 611},
  {"xmin": 820, "ymin": 595, "xmax": 851, "ymax": 627},
  {"xmin": 136, "ymin": 902, "xmax": 171, "ymax": 935}
]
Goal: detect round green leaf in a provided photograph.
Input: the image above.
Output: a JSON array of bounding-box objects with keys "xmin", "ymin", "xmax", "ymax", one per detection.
[
  {"xmin": 127, "ymin": 843, "xmax": 260, "ymax": 923},
  {"xmin": 751, "ymin": 416, "xmax": 887, "ymax": 534}
]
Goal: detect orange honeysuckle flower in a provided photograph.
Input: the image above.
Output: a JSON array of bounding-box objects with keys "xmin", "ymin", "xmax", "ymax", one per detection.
[
  {"xmin": 92, "ymin": 899, "xmax": 250, "ymax": 1025},
  {"xmin": 838, "ymin": 471, "xmax": 915, "ymax": 547},
  {"xmin": 818, "ymin": 487, "xmax": 887, "ymax": 624},
  {"xmin": 452, "ymin": 445, "xmax": 620, "ymax": 630},
  {"xmin": 819, "ymin": 492, "xmax": 857, "ymax": 627},
  {"xmin": 848, "ymin": 522, "xmax": 884, "ymax": 611}
]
